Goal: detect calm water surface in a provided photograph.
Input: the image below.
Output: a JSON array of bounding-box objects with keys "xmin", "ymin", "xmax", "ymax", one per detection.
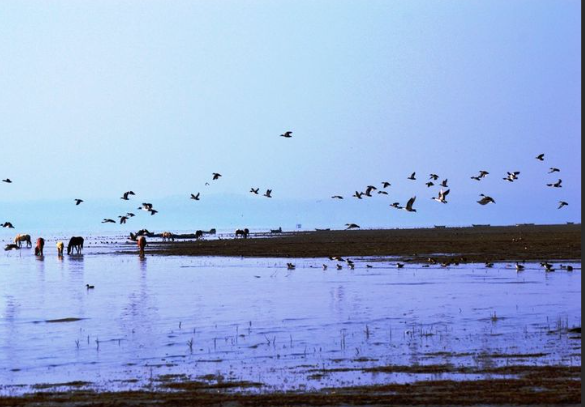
[{"xmin": 0, "ymin": 237, "xmax": 581, "ymax": 394}]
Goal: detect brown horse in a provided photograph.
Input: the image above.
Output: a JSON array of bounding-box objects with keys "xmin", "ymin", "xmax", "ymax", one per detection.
[
  {"xmin": 235, "ymin": 228, "xmax": 249, "ymax": 239},
  {"xmin": 67, "ymin": 237, "xmax": 84, "ymax": 255},
  {"xmin": 34, "ymin": 238, "xmax": 45, "ymax": 256},
  {"xmin": 162, "ymin": 232, "xmax": 174, "ymax": 242},
  {"xmin": 14, "ymin": 234, "xmax": 32, "ymax": 248},
  {"xmin": 138, "ymin": 236, "xmax": 147, "ymax": 255}
]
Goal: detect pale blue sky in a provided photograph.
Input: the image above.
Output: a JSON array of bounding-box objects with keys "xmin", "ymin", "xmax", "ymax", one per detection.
[{"xmin": 0, "ymin": 1, "xmax": 580, "ymax": 231}]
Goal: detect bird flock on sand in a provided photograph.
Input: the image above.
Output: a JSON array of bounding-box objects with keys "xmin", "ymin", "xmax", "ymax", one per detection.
[{"xmin": 0, "ymin": 135, "xmax": 572, "ymax": 235}]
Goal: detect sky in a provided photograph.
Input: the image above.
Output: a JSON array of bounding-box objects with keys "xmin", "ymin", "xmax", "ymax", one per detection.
[{"xmin": 0, "ymin": 1, "xmax": 581, "ymax": 233}]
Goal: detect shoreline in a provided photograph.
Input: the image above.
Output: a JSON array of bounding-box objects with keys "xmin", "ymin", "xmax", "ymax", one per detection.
[{"xmin": 132, "ymin": 224, "xmax": 581, "ymax": 263}]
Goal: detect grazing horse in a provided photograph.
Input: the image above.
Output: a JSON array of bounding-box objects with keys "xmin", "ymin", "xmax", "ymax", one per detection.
[
  {"xmin": 34, "ymin": 238, "xmax": 45, "ymax": 256},
  {"xmin": 14, "ymin": 234, "xmax": 32, "ymax": 248},
  {"xmin": 162, "ymin": 232, "xmax": 174, "ymax": 242},
  {"xmin": 194, "ymin": 230, "xmax": 204, "ymax": 240},
  {"xmin": 67, "ymin": 237, "xmax": 84, "ymax": 255},
  {"xmin": 235, "ymin": 228, "xmax": 249, "ymax": 239},
  {"xmin": 56, "ymin": 241, "xmax": 64, "ymax": 256},
  {"xmin": 137, "ymin": 236, "xmax": 147, "ymax": 255}
]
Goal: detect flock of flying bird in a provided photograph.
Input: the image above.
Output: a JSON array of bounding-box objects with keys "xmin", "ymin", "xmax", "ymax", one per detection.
[{"xmin": 0, "ymin": 136, "xmax": 572, "ymax": 231}]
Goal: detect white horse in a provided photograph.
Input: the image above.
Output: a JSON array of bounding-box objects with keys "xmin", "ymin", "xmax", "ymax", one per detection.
[{"xmin": 14, "ymin": 234, "xmax": 32, "ymax": 248}]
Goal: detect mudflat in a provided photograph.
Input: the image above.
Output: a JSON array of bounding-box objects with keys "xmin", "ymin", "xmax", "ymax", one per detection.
[{"xmin": 144, "ymin": 224, "xmax": 581, "ymax": 262}]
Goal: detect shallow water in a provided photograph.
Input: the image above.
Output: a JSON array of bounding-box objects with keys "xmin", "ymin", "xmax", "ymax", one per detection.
[{"xmin": 0, "ymin": 238, "xmax": 581, "ymax": 394}]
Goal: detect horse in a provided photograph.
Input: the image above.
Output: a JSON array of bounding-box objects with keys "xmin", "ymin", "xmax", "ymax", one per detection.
[
  {"xmin": 56, "ymin": 241, "xmax": 64, "ymax": 256},
  {"xmin": 194, "ymin": 230, "xmax": 204, "ymax": 240},
  {"xmin": 137, "ymin": 236, "xmax": 147, "ymax": 255},
  {"xmin": 162, "ymin": 232, "xmax": 174, "ymax": 242},
  {"xmin": 235, "ymin": 228, "xmax": 249, "ymax": 239},
  {"xmin": 34, "ymin": 238, "xmax": 45, "ymax": 256},
  {"xmin": 67, "ymin": 237, "xmax": 84, "ymax": 255},
  {"xmin": 14, "ymin": 234, "xmax": 32, "ymax": 248}
]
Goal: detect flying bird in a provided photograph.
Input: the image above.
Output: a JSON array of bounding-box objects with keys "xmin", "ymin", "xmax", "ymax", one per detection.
[
  {"xmin": 432, "ymin": 189, "xmax": 450, "ymax": 204},
  {"xmin": 74, "ymin": 199, "xmax": 84, "ymax": 206},
  {"xmin": 118, "ymin": 216, "xmax": 129, "ymax": 224},
  {"xmin": 264, "ymin": 189, "xmax": 272, "ymax": 198},
  {"xmin": 1, "ymin": 222, "xmax": 14, "ymax": 229},
  {"xmin": 548, "ymin": 167, "xmax": 560, "ymax": 173},
  {"xmin": 102, "ymin": 219, "xmax": 116, "ymax": 224},
  {"xmin": 352, "ymin": 191, "xmax": 363, "ymax": 199},
  {"xmin": 250, "ymin": 188, "xmax": 260, "ymax": 195},
  {"xmin": 547, "ymin": 179, "xmax": 562, "ymax": 188},
  {"xmin": 190, "ymin": 193, "xmax": 200, "ymax": 200},
  {"xmin": 345, "ymin": 223, "xmax": 360, "ymax": 230},
  {"xmin": 407, "ymin": 172, "xmax": 416, "ymax": 181},
  {"xmin": 425, "ymin": 182, "xmax": 435, "ymax": 187},
  {"xmin": 429, "ymin": 174, "xmax": 439, "ymax": 181},
  {"xmin": 364, "ymin": 185, "xmax": 377, "ymax": 197},
  {"xmin": 2, "ymin": 179, "xmax": 12, "ymax": 183},
  {"xmin": 377, "ymin": 190, "xmax": 388, "ymax": 195},
  {"xmin": 503, "ymin": 171, "xmax": 520, "ymax": 182},
  {"xmin": 477, "ymin": 194, "xmax": 496, "ymax": 205},
  {"xmin": 212, "ymin": 173, "xmax": 222, "ymax": 180},
  {"xmin": 331, "ymin": 195, "xmax": 344, "ymax": 199},
  {"xmin": 390, "ymin": 202, "xmax": 402, "ymax": 209},
  {"xmin": 558, "ymin": 201, "xmax": 568, "ymax": 209},
  {"xmin": 139, "ymin": 203, "xmax": 153, "ymax": 211},
  {"xmin": 404, "ymin": 196, "xmax": 417, "ymax": 212},
  {"xmin": 126, "ymin": 213, "xmax": 135, "ymax": 217},
  {"xmin": 440, "ymin": 179, "xmax": 449, "ymax": 188},
  {"xmin": 121, "ymin": 191, "xmax": 135, "ymax": 200},
  {"xmin": 381, "ymin": 181, "xmax": 391, "ymax": 188},
  {"xmin": 280, "ymin": 131, "xmax": 293, "ymax": 138},
  {"xmin": 149, "ymin": 209, "xmax": 158, "ymax": 216},
  {"xmin": 536, "ymin": 153, "xmax": 545, "ymax": 161}
]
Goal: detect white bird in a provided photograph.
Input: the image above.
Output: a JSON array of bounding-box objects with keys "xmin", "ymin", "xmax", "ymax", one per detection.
[
  {"xmin": 477, "ymin": 194, "xmax": 496, "ymax": 205},
  {"xmin": 404, "ymin": 196, "xmax": 417, "ymax": 212},
  {"xmin": 503, "ymin": 171, "xmax": 520, "ymax": 182},
  {"xmin": 432, "ymin": 189, "xmax": 450, "ymax": 204}
]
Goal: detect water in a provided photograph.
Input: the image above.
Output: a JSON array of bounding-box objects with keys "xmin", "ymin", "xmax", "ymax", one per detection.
[{"xmin": 0, "ymin": 237, "xmax": 581, "ymax": 394}]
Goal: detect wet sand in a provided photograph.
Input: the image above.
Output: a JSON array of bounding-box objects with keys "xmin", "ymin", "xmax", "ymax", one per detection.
[
  {"xmin": 0, "ymin": 365, "xmax": 580, "ymax": 406},
  {"xmin": 144, "ymin": 224, "xmax": 581, "ymax": 262}
]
